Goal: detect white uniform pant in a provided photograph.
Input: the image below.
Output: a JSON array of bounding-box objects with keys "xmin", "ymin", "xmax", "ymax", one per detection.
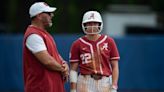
[{"xmin": 77, "ymin": 74, "xmax": 115, "ymax": 92}]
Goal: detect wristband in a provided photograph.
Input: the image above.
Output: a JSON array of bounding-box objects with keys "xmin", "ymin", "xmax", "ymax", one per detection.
[{"xmin": 70, "ymin": 70, "xmax": 78, "ymax": 83}]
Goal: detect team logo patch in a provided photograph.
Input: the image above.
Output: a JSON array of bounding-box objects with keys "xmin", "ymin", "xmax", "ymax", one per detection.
[{"xmin": 101, "ymin": 43, "xmax": 108, "ymax": 51}]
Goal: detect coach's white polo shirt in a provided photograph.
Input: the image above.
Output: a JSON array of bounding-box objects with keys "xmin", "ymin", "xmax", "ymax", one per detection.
[{"xmin": 26, "ymin": 34, "xmax": 47, "ymax": 53}]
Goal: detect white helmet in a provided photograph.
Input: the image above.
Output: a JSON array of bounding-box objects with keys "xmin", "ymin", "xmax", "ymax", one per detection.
[{"xmin": 82, "ymin": 11, "xmax": 103, "ymax": 34}]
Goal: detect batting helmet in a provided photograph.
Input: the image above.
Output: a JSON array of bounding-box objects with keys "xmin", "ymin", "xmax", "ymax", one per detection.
[{"xmin": 82, "ymin": 11, "xmax": 103, "ymax": 34}]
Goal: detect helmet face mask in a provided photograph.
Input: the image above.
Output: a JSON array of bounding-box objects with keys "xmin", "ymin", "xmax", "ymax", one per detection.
[
  {"xmin": 82, "ymin": 11, "xmax": 103, "ymax": 35},
  {"xmin": 83, "ymin": 23, "xmax": 101, "ymax": 35}
]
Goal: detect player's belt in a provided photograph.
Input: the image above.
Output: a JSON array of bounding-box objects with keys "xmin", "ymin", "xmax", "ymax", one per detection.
[
  {"xmin": 91, "ymin": 74, "xmax": 103, "ymax": 80},
  {"xmin": 81, "ymin": 74, "xmax": 109, "ymax": 80}
]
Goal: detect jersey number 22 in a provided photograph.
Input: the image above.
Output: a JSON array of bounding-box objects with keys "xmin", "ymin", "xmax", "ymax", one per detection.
[{"xmin": 80, "ymin": 53, "xmax": 92, "ymax": 64}]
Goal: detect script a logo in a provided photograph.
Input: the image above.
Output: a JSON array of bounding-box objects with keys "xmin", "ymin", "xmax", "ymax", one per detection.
[
  {"xmin": 88, "ymin": 13, "xmax": 95, "ymax": 20},
  {"xmin": 101, "ymin": 43, "xmax": 108, "ymax": 51}
]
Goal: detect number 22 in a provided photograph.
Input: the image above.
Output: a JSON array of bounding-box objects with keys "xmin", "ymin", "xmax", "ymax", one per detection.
[{"xmin": 80, "ymin": 53, "xmax": 92, "ymax": 64}]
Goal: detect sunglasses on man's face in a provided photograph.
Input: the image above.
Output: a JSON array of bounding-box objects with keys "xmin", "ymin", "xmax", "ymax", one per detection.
[{"xmin": 42, "ymin": 12, "xmax": 54, "ymax": 17}]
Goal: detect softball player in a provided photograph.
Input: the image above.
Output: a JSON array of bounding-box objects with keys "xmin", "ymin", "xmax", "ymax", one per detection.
[{"xmin": 69, "ymin": 11, "xmax": 120, "ymax": 92}]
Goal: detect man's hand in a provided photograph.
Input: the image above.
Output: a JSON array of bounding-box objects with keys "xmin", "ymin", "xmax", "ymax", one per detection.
[{"xmin": 61, "ymin": 62, "xmax": 69, "ymax": 82}]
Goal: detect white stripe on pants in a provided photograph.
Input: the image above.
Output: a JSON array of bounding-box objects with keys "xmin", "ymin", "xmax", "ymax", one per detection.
[{"xmin": 77, "ymin": 74, "xmax": 113, "ymax": 92}]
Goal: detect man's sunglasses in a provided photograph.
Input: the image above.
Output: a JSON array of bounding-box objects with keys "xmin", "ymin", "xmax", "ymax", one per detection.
[{"xmin": 42, "ymin": 12, "xmax": 54, "ymax": 17}]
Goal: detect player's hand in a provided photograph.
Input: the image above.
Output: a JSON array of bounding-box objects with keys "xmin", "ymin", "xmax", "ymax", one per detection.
[
  {"xmin": 110, "ymin": 88, "xmax": 117, "ymax": 92},
  {"xmin": 110, "ymin": 84, "xmax": 117, "ymax": 92},
  {"xmin": 70, "ymin": 89, "xmax": 76, "ymax": 92}
]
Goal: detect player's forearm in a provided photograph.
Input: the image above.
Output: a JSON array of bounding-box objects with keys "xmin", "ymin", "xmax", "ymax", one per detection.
[
  {"xmin": 111, "ymin": 60, "xmax": 119, "ymax": 86},
  {"xmin": 70, "ymin": 63, "xmax": 78, "ymax": 92},
  {"xmin": 70, "ymin": 82, "xmax": 77, "ymax": 90},
  {"xmin": 112, "ymin": 67, "xmax": 119, "ymax": 86}
]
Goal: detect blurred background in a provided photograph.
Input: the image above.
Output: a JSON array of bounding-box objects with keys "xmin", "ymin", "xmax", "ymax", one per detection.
[{"xmin": 0, "ymin": 0, "xmax": 164, "ymax": 92}]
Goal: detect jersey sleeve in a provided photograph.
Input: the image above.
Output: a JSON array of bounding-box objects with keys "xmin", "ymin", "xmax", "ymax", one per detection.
[
  {"xmin": 109, "ymin": 38, "xmax": 120, "ymax": 60},
  {"xmin": 26, "ymin": 34, "xmax": 47, "ymax": 53},
  {"xmin": 69, "ymin": 41, "xmax": 80, "ymax": 63}
]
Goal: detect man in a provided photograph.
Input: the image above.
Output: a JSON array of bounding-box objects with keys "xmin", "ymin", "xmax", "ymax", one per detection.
[
  {"xmin": 69, "ymin": 11, "xmax": 120, "ymax": 92},
  {"xmin": 23, "ymin": 2, "xmax": 69, "ymax": 92}
]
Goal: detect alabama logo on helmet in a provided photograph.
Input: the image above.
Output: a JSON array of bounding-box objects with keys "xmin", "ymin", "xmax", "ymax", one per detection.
[{"xmin": 88, "ymin": 13, "xmax": 95, "ymax": 20}]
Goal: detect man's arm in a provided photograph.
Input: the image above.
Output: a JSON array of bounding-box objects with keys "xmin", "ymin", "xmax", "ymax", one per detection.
[
  {"xmin": 70, "ymin": 62, "xmax": 79, "ymax": 92},
  {"xmin": 26, "ymin": 34, "xmax": 65, "ymax": 72},
  {"xmin": 34, "ymin": 50, "xmax": 65, "ymax": 72}
]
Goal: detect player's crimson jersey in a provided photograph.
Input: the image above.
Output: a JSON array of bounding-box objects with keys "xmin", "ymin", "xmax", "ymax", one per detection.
[
  {"xmin": 70, "ymin": 35, "xmax": 120, "ymax": 76},
  {"xmin": 23, "ymin": 25, "xmax": 65, "ymax": 92}
]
